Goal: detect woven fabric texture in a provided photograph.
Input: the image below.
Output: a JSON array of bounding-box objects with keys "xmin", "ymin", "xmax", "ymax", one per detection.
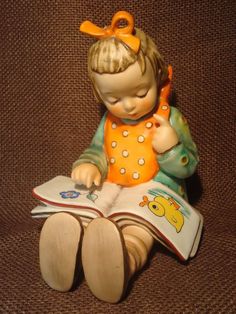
[{"xmin": 0, "ymin": 1, "xmax": 235, "ymax": 313}]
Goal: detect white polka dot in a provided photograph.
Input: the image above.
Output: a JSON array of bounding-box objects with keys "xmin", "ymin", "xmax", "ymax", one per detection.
[
  {"xmin": 122, "ymin": 150, "xmax": 129, "ymax": 158},
  {"xmin": 132, "ymin": 172, "xmax": 140, "ymax": 179},
  {"xmin": 110, "ymin": 158, "xmax": 115, "ymax": 164},
  {"xmin": 120, "ymin": 168, "xmax": 126, "ymax": 174},
  {"xmin": 138, "ymin": 158, "xmax": 145, "ymax": 166},
  {"xmin": 112, "ymin": 122, "xmax": 117, "ymax": 129},
  {"xmin": 137, "ymin": 135, "xmax": 145, "ymax": 143},
  {"xmin": 161, "ymin": 105, "xmax": 168, "ymax": 111},
  {"xmin": 145, "ymin": 122, "xmax": 153, "ymax": 128},
  {"xmin": 122, "ymin": 130, "xmax": 129, "ymax": 137},
  {"xmin": 111, "ymin": 141, "xmax": 117, "ymax": 148}
]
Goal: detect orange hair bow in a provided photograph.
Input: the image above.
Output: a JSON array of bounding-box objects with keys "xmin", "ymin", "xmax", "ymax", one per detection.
[{"xmin": 80, "ymin": 11, "xmax": 140, "ymax": 53}]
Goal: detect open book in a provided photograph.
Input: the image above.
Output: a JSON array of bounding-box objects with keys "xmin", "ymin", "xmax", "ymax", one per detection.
[{"xmin": 31, "ymin": 176, "xmax": 203, "ymax": 261}]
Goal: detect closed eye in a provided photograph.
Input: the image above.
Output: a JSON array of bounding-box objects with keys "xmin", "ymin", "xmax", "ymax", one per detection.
[
  {"xmin": 136, "ymin": 90, "xmax": 149, "ymax": 98},
  {"xmin": 110, "ymin": 99, "xmax": 119, "ymax": 105},
  {"xmin": 107, "ymin": 98, "xmax": 120, "ymax": 105}
]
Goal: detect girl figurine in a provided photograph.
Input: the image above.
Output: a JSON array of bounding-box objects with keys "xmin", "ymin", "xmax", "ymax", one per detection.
[{"xmin": 39, "ymin": 11, "xmax": 200, "ymax": 303}]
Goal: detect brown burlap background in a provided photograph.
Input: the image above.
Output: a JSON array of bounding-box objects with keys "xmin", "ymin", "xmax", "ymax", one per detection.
[{"xmin": 1, "ymin": 1, "xmax": 235, "ymax": 313}]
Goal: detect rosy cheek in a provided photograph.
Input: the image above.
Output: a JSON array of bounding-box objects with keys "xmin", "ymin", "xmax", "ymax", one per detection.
[
  {"xmin": 140, "ymin": 99, "xmax": 154, "ymax": 113},
  {"xmin": 107, "ymin": 105, "xmax": 122, "ymax": 116}
]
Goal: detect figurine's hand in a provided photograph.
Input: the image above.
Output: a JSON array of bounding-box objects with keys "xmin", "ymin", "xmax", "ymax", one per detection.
[
  {"xmin": 71, "ymin": 163, "xmax": 101, "ymax": 188},
  {"xmin": 152, "ymin": 114, "xmax": 179, "ymax": 154}
]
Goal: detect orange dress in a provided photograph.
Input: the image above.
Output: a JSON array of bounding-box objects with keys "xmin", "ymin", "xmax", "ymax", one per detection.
[{"xmin": 104, "ymin": 104, "xmax": 170, "ymax": 186}]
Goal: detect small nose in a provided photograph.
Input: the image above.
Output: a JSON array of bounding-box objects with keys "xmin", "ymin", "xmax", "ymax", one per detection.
[{"xmin": 123, "ymin": 98, "xmax": 135, "ymax": 113}]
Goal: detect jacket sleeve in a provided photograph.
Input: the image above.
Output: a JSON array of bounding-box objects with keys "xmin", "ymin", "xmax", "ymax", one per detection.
[
  {"xmin": 157, "ymin": 107, "xmax": 199, "ymax": 179},
  {"xmin": 72, "ymin": 112, "xmax": 108, "ymax": 181}
]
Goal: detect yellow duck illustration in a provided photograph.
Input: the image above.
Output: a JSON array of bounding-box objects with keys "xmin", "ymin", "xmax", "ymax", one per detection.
[{"xmin": 139, "ymin": 195, "xmax": 184, "ymax": 233}]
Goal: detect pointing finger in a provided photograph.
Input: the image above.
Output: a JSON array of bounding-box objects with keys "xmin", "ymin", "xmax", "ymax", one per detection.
[
  {"xmin": 94, "ymin": 174, "xmax": 101, "ymax": 186},
  {"xmin": 86, "ymin": 176, "xmax": 93, "ymax": 188},
  {"xmin": 153, "ymin": 114, "xmax": 170, "ymax": 127}
]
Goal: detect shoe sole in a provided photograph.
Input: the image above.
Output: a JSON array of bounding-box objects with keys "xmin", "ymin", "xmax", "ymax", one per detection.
[
  {"xmin": 39, "ymin": 212, "xmax": 82, "ymax": 291},
  {"xmin": 82, "ymin": 218, "xmax": 128, "ymax": 303}
]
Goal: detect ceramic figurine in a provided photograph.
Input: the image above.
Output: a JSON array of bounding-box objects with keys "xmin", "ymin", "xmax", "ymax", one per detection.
[{"xmin": 38, "ymin": 11, "xmax": 202, "ymax": 303}]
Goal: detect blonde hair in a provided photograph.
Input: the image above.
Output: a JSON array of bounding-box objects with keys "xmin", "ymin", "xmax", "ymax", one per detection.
[{"xmin": 88, "ymin": 28, "xmax": 168, "ymax": 101}]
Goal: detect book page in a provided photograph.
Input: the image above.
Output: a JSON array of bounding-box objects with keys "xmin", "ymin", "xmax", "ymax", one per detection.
[
  {"xmin": 32, "ymin": 176, "xmax": 101, "ymax": 213},
  {"xmin": 109, "ymin": 180, "xmax": 202, "ymax": 260},
  {"xmin": 92, "ymin": 182, "xmax": 122, "ymax": 216},
  {"xmin": 32, "ymin": 176, "xmax": 123, "ymax": 219}
]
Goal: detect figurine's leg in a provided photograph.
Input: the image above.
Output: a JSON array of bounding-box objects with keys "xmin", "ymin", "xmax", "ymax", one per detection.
[
  {"xmin": 39, "ymin": 212, "xmax": 83, "ymax": 292},
  {"xmin": 122, "ymin": 225, "xmax": 154, "ymax": 277},
  {"xmin": 81, "ymin": 217, "xmax": 129, "ymax": 303}
]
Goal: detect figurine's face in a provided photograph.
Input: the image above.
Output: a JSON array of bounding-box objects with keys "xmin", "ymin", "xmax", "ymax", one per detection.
[{"xmin": 92, "ymin": 58, "xmax": 158, "ymax": 120}]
